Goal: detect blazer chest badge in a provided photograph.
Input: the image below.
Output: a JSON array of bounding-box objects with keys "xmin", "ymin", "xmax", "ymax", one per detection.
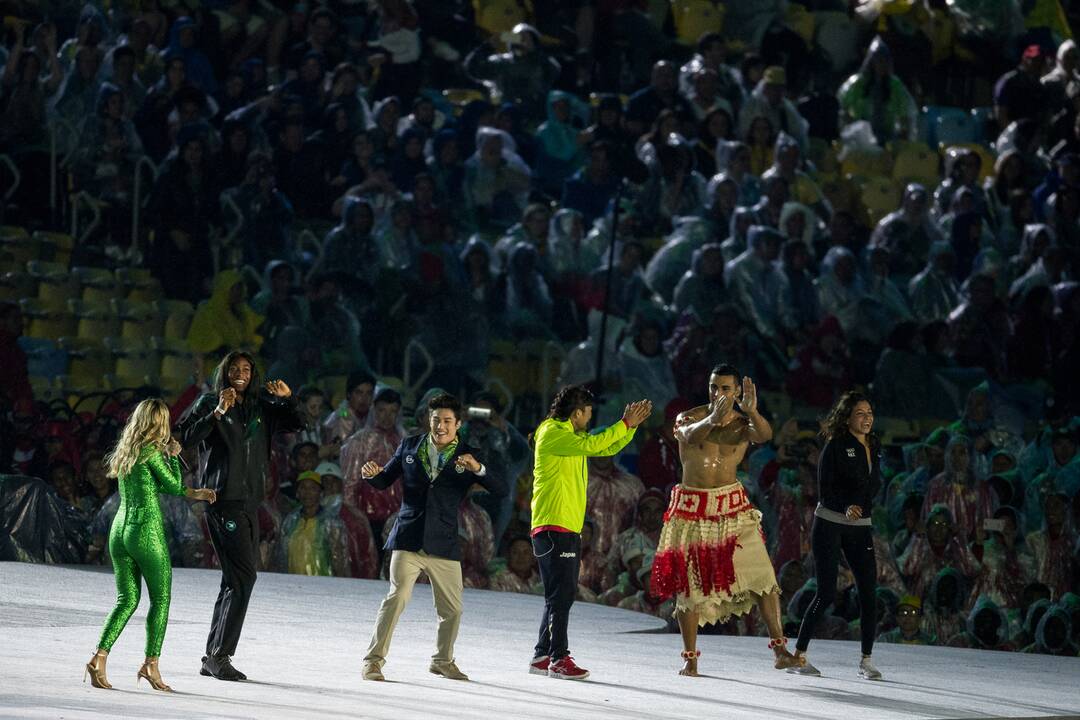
[
  {"xmin": 845, "ymin": 448, "xmax": 856, "ymax": 458},
  {"xmin": 405, "ymin": 455, "xmax": 415, "ymax": 464}
]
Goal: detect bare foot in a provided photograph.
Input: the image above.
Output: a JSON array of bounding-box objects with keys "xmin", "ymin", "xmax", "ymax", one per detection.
[
  {"xmin": 773, "ymin": 648, "xmax": 799, "ymax": 670},
  {"xmin": 679, "ymin": 651, "xmax": 700, "ymax": 676}
]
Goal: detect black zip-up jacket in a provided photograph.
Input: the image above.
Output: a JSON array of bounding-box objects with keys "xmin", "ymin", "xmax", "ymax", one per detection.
[
  {"xmin": 177, "ymin": 390, "xmax": 303, "ymax": 511},
  {"xmin": 817, "ymin": 430, "xmax": 881, "ymax": 515}
]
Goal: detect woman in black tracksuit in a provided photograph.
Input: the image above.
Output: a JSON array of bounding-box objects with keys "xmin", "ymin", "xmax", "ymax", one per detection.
[{"xmin": 790, "ymin": 391, "xmax": 883, "ymax": 680}]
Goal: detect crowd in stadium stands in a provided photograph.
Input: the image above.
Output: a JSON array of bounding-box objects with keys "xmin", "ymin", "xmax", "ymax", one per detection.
[{"xmin": 3, "ymin": 1, "xmax": 1080, "ymax": 656}]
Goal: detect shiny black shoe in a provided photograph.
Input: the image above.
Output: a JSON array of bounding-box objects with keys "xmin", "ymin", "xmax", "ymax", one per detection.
[{"xmin": 201, "ymin": 654, "xmax": 246, "ymax": 681}]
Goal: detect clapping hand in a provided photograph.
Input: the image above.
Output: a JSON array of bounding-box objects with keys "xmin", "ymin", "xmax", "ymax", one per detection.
[
  {"xmin": 216, "ymin": 387, "xmax": 238, "ymax": 415},
  {"xmin": 265, "ymin": 379, "xmax": 291, "ymax": 397},
  {"xmin": 622, "ymin": 399, "xmax": 654, "ymax": 428},
  {"xmin": 361, "ymin": 461, "xmax": 382, "ymax": 479}
]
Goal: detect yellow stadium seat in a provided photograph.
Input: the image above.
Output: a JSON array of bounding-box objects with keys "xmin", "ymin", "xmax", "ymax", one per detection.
[
  {"xmin": 115, "ymin": 267, "xmax": 159, "ymax": 299},
  {"xmin": 941, "ymin": 143, "xmax": 994, "ymax": 184},
  {"xmin": 156, "ymin": 299, "xmax": 195, "ymax": 340},
  {"xmin": 73, "ymin": 266, "xmax": 122, "ymax": 303},
  {"xmin": 318, "ymin": 374, "xmax": 348, "ymax": 408},
  {"xmin": 890, "ymin": 140, "xmax": 941, "ymax": 189},
  {"xmin": 472, "ymin": 0, "xmax": 532, "ymax": 38},
  {"xmin": 152, "ymin": 336, "xmax": 195, "ymax": 380},
  {"xmin": 125, "ymin": 277, "xmax": 164, "ymax": 303},
  {"xmin": 29, "ymin": 375, "xmax": 57, "ymax": 401},
  {"xmin": 32, "ymin": 231, "xmax": 74, "ymax": 267},
  {"xmin": 105, "ymin": 373, "xmax": 158, "ymax": 390},
  {"xmin": 1, "ymin": 227, "xmax": 38, "ymax": 265},
  {"xmin": 114, "ymin": 299, "xmax": 163, "ymax": 339},
  {"xmin": 840, "ymin": 146, "xmax": 893, "ymax": 180},
  {"xmin": 58, "ymin": 336, "xmax": 111, "ymax": 388},
  {"xmin": 104, "ymin": 336, "xmax": 161, "ymax": 378},
  {"xmin": 27, "ymin": 260, "xmax": 79, "ymax": 305},
  {"xmin": 0, "ymin": 270, "xmax": 35, "ymax": 302},
  {"xmin": 57, "ymin": 373, "xmax": 107, "ymax": 397},
  {"xmin": 20, "ymin": 298, "xmax": 76, "ymax": 339},
  {"xmin": 0, "ymin": 225, "xmax": 28, "ymax": 240},
  {"xmin": 70, "ymin": 298, "xmax": 120, "ymax": 339},
  {"xmin": 820, "ymin": 174, "xmax": 861, "ymax": 216},
  {"xmin": 859, "ymin": 176, "xmax": 903, "ymax": 227},
  {"xmin": 672, "ymin": 1, "xmax": 725, "ymax": 46}
]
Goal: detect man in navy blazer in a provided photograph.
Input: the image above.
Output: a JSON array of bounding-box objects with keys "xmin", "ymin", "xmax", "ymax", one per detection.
[{"xmin": 360, "ymin": 392, "xmax": 506, "ymax": 682}]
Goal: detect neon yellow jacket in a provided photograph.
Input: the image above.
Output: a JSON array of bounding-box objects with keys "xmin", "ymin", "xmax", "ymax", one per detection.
[{"xmin": 531, "ymin": 417, "xmax": 636, "ymax": 533}]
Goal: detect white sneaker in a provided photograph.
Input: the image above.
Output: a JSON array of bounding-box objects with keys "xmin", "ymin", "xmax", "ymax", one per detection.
[
  {"xmin": 786, "ymin": 656, "xmax": 821, "ymax": 676},
  {"xmin": 362, "ymin": 662, "xmax": 385, "ymax": 681},
  {"xmin": 858, "ymin": 656, "xmax": 882, "ymax": 680}
]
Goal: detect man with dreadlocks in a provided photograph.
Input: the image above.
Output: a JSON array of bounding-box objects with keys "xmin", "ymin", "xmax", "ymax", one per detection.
[
  {"xmin": 651, "ymin": 363, "xmax": 798, "ymax": 676},
  {"xmin": 528, "ymin": 385, "xmax": 652, "ymax": 680}
]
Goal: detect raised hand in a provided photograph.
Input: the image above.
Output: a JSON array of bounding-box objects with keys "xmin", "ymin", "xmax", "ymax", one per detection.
[
  {"xmin": 739, "ymin": 377, "xmax": 758, "ymax": 414},
  {"xmin": 455, "ymin": 453, "xmax": 482, "ymax": 473},
  {"xmin": 265, "ymin": 379, "xmax": 291, "ymax": 397},
  {"xmin": 216, "ymin": 387, "xmax": 237, "ymax": 415},
  {"xmin": 623, "ymin": 399, "xmax": 654, "ymax": 428},
  {"xmin": 361, "ymin": 461, "xmax": 382, "ymax": 479}
]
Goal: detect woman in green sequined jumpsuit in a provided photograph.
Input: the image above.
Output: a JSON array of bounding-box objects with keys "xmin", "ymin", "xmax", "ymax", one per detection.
[{"xmin": 84, "ymin": 399, "xmax": 215, "ymax": 692}]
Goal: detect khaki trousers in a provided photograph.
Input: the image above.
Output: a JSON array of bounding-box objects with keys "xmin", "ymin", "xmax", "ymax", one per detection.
[{"xmin": 364, "ymin": 550, "xmax": 464, "ymax": 665}]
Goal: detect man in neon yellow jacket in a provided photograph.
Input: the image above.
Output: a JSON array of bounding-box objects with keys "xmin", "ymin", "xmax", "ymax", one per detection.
[{"xmin": 529, "ymin": 385, "xmax": 652, "ymax": 680}]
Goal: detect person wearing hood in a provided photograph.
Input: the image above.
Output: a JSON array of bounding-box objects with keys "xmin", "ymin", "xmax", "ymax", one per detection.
[
  {"xmin": 638, "ymin": 135, "xmax": 708, "ymax": 233},
  {"xmin": 375, "ymin": 198, "xmax": 420, "ymax": 272},
  {"xmin": 323, "ymin": 371, "xmax": 376, "ymax": 448},
  {"xmin": 724, "ymin": 225, "xmax": 787, "ymax": 343},
  {"xmin": 922, "ymin": 435, "xmax": 995, "ymax": 541},
  {"xmin": 948, "ymin": 273, "xmax": 1011, "ymax": 380},
  {"xmin": 51, "ymin": 44, "xmax": 104, "ymax": 127},
  {"xmin": 389, "ymin": 126, "xmax": 428, "ymax": 193},
  {"xmin": 1025, "ymin": 492, "xmax": 1076, "ymax": 599},
  {"xmin": 274, "ymin": 119, "xmax": 331, "ymax": 218},
  {"xmin": 318, "ymin": 196, "xmax": 380, "ymax": 298},
  {"xmin": 837, "ymin": 37, "xmax": 917, "ymax": 144},
  {"xmin": 536, "ymin": 90, "xmax": 590, "ymax": 196},
  {"xmin": 815, "ymin": 246, "xmax": 865, "ymax": 339},
  {"xmin": 865, "ymin": 245, "xmax": 915, "ymax": 329},
  {"xmin": 785, "ymin": 317, "xmax": 853, "ymax": 409},
  {"xmin": 305, "ymin": 273, "xmax": 367, "ymax": 377},
  {"xmin": 456, "ymin": 236, "xmax": 505, "ymax": 322},
  {"xmin": 626, "ymin": 60, "xmax": 696, "ymax": 138},
  {"xmin": 763, "ymin": 134, "xmax": 830, "ymax": 221},
  {"xmin": 900, "ymin": 504, "xmax": 982, "ymax": 598},
  {"xmin": 165, "ymin": 17, "xmax": 217, "ymax": 95},
  {"xmin": 969, "ymin": 505, "xmax": 1033, "ymax": 610},
  {"xmin": 870, "ymin": 184, "xmax": 945, "ymax": 282},
  {"xmin": 583, "ymin": 455, "xmax": 646, "ymax": 561},
  {"xmin": 737, "ymin": 65, "xmax": 809, "ymax": 155},
  {"xmin": 778, "ymin": 201, "xmax": 817, "ymax": 257},
  {"xmin": 464, "ymin": 126, "xmax": 532, "ymax": 233},
  {"xmin": 223, "ymin": 152, "xmax": 296, "ymax": 273},
  {"xmin": 934, "ymin": 147, "xmax": 989, "ymax": 221},
  {"xmin": 560, "ymin": 139, "xmax": 621, "ymax": 228},
  {"xmin": 618, "ymin": 316, "xmax": 679, "ymax": 411},
  {"xmin": 751, "ymin": 173, "xmax": 789, "ymax": 229},
  {"xmin": 250, "ymin": 260, "xmax": 306, "ymax": 361},
  {"xmin": 672, "ymin": 243, "xmax": 728, "ymax": 320},
  {"xmin": 644, "ymin": 218, "xmax": 711, "ymax": 304},
  {"xmin": 721, "ymin": 207, "xmax": 756, "ymax": 264},
  {"xmin": 777, "ymin": 239, "xmax": 820, "ymax": 341},
  {"xmin": 1022, "ymin": 604, "xmax": 1078, "ymax": 655},
  {"xmin": 703, "ymin": 172, "xmax": 739, "ymax": 234},
  {"xmin": 281, "ymin": 51, "xmax": 328, "ymax": 128},
  {"xmin": 1042, "ymin": 40, "xmax": 1079, "ymax": 108},
  {"xmin": 135, "ymin": 56, "xmax": 189, "ymax": 162},
  {"xmin": 464, "ymin": 23, "xmax": 560, "ymax": 122},
  {"xmin": 1009, "ymin": 245, "xmax": 1070, "ymax": 307},
  {"xmin": 921, "ymin": 567, "xmax": 966, "ymax": 644},
  {"xmin": 503, "ymin": 241, "xmax": 555, "ymax": 340},
  {"xmin": 873, "ymin": 323, "xmax": 953, "ymax": 420},
  {"xmin": 494, "ymin": 203, "xmax": 553, "ymax": 274},
  {"xmin": 680, "ymin": 33, "xmax": 746, "ymax": 119},
  {"xmin": 947, "ymin": 595, "xmax": 1014, "ymax": 650},
  {"xmin": 693, "ymin": 104, "xmax": 735, "ymax": 177},
  {"xmin": 909, "ymin": 242, "xmax": 962, "ymax": 323},
  {"xmin": 339, "ymin": 387, "xmax": 406, "ymax": 540},
  {"xmin": 1012, "ymin": 594, "xmax": 1053, "ymax": 649},
  {"xmin": 186, "ymin": 269, "xmax": 263, "ymax": 357},
  {"xmin": 714, "ymin": 140, "xmax": 762, "ymax": 207}
]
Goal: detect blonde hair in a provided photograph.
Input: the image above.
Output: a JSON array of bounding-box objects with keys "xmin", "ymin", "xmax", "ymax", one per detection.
[{"xmin": 105, "ymin": 398, "xmax": 172, "ymax": 479}]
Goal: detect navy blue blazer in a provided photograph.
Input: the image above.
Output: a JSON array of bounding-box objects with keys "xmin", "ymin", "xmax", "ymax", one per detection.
[{"xmin": 366, "ymin": 433, "xmax": 506, "ymax": 561}]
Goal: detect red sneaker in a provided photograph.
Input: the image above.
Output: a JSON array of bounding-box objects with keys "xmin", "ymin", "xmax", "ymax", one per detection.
[
  {"xmin": 548, "ymin": 656, "xmax": 589, "ymax": 680},
  {"xmin": 529, "ymin": 656, "xmax": 550, "ymax": 675}
]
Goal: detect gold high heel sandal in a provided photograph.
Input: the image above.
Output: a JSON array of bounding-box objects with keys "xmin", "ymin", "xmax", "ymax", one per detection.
[
  {"xmin": 137, "ymin": 658, "xmax": 174, "ymax": 692},
  {"xmin": 84, "ymin": 651, "xmax": 112, "ymax": 689},
  {"xmin": 679, "ymin": 649, "xmax": 701, "ymax": 677}
]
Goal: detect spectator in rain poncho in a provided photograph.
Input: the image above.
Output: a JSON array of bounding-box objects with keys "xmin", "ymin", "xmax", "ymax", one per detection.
[
  {"xmin": 322, "ymin": 371, "xmax": 375, "ymax": 448},
  {"xmin": 703, "ymin": 173, "xmax": 740, "ymax": 236},
  {"xmin": 535, "ymin": 90, "xmax": 589, "ymax": 196},
  {"xmin": 186, "ymin": 269, "xmax": 264, "ymax": 356},
  {"xmin": 899, "ymin": 504, "xmax": 982, "ymax": 598},
  {"xmin": 672, "ymin": 242, "xmax": 727, "ymax": 319},
  {"xmin": 275, "ymin": 471, "xmax": 350, "ymax": 577},
  {"xmin": 679, "ymin": 32, "xmax": 745, "ymax": 118},
  {"xmin": 1042, "ymin": 40, "xmax": 1080, "ymax": 108},
  {"xmin": 456, "ymin": 236, "xmax": 506, "ymax": 326},
  {"xmin": 1022, "ymin": 604, "xmax": 1078, "ymax": 655},
  {"xmin": 617, "ymin": 316, "xmax": 678, "ymax": 411},
  {"xmin": 87, "ymin": 488, "xmax": 208, "ymax": 568},
  {"xmin": 785, "ymin": 316, "xmax": 853, "ymax": 408},
  {"xmin": 459, "ymin": 489, "xmax": 497, "ymax": 589},
  {"xmin": 777, "ymin": 238, "xmax": 820, "ymax": 339},
  {"xmin": 1009, "ymin": 246, "xmax": 1070, "ymax": 307},
  {"xmin": 488, "ymin": 536, "xmax": 543, "ymax": 594},
  {"xmin": 870, "ymin": 184, "xmax": 945, "ymax": 281},
  {"xmin": 164, "ymin": 16, "xmax": 217, "ymax": 94},
  {"xmin": 1012, "ymin": 596, "xmax": 1053, "ymax": 650},
  {"xmin": 645, "ymin": 218, "xmax": 712, "ymax": 304},
  {"xmin": 223, "ymin": 154, "xmax": 296, "ymax": 273},
  {"xmin": 864, "ymin": 245, "xmax": 915, "ymax": 328},
  {"xmin": 837, "ymin": 36, "xmax": 918, "ymax": 144},
  {"xmin": 948, "ymin": 273, "xmax": 1010, "ymax": 380},
  {"xmin": 463, "ymin": 23, "xmax": 560, "ymax": 122},
  {"xmin": 724, "ymin": 225, "xmax": 787, "ymax": 342},
  {"xmin": 815, "ymin": 246, "xmax": 865, "ymax": 339},
  {"xmin": 494, "ymin": 204, "xmax": 552, "ymax": 274},
  {"xmin": 250, "ymin": 260, "xmax": 306, "ymax": 362},
  {"xmin": 947, "ymin": 209, "xmax": 988, "ymax": 284},
  {"xmin": 909, "ymin": 242, "xmax": 962, "ymax": 323},
  {"xmin": 1025, "ymin": 492, "xmax": 1076, "ymax": 600},
  {"xmin": 873, "ymin": 322, "xmax": 953, "ymax": 420},
  {"xmin": 1006, "ymin": 223, "xmax": 1056, "ymax": 291},
  {"xmin": 720, "ymin": 207, "xmax": 756, "ymax": 264},
  {"xmin": 339, "ymin": 387, "xmax": 406, "ymax": 538},
  {"xmin": 607, "ymin": 490, "xmax": 665, "ymax": 597},
  {"xmin": 375, "ymin": 199, "xmax": 420, "ymax": 272},
  {"xmin": 947, "ymin": 595, "xmax": 1014, "ymax": 650},
  {"xmin": 922, "ymin": 567, "xmax": 967, "ymax": 644},
  {"xmin": 546, "ymin": 208, "xmax": 595, "ymax": 279},
  {"xmin": 50, "ymin": 45, "xmax": 103, "ymax": 125},
  {"xmin": 751, "ymin": 173, "xmax": 789, "ymax": 229},
  {"xmin": 877, "ymin": 596, "xmax": 935, "ymax": 645},
  {"xmin": 968, "ymin": 506, "xmax": 1033, "ymax": 610},
  {"xmin": 934, "ymin": 147, "xmax": 989, "ymax": 220},
  {"xmin": 560, "ymin": 139, "xmax": 622, "ymax": 228},
  {"xmin": 923, "ymin": 435, "xmax": 995, "ymax": 541},
  {"xmin": 588, "ymin": 241, "xmax": 649, "ymax": 321},
  {"xmin": 714, "ymin": 140, "xmax": 762, "ymax": 207},
  {"xmin": 585, "ymin": 456, "xmax": 646, "ymax": 560},
  {"xmin": 463, "ymin": 127, "xmax": 532, "ymax": 232},
  {"xmin": 426, "ymin": 128, "xmax": 465, "ymax": 213},
  {"xmin": 315, "ymin": 462, "xmax": 381, "ymax": 580},
  {"xmin": 389, "ymin": 126, "xmax": 428, "ymax": 193},
  {"xmin": 638, "ymin": 135, "xmax": 708, "ymax": 232},
  {"xmin": 306, "ymin": 274, "xmax": 367, "ymax": 376},
  {"xmin": 737, "ymin": 65, "xmax": 808, "ymax": 153},
  {"xmin": 503, "ymin": 241, "xmax": 555, "ymax": 340},
  {"xmin": 778, "ymin": 201, "xmax": 816, "ymax": 258},
  {"xmin": 763, "ymin": 133, "xmax": 830, "ymax": 220},
  {"xmin": 318, "ymin": 197, "xmax": 381, "ymax": 300}
]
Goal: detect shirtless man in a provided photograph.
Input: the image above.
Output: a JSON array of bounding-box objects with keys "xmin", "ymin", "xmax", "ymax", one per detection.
[{"xmin": 650, "ymin": 363, "xmax": 797, "ymax": 675}]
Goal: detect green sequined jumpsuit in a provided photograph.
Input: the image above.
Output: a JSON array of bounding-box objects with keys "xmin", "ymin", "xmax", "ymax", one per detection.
[{"xmin": 96, "ymin": 447, "xmax": 186, "ymax": 656}]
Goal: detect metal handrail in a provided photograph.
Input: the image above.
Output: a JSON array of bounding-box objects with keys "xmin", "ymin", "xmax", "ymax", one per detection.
[
  {"xmin": 131, "ymin": 155, "xmax": 158, "ymax": 253},
  {"xmin": 403, "ymin": 338, "xmax": 434, "ymax": 406},
  {"xmin": 69, "ymin": 191, "xmax": 103, "ymax": 245},
  {"xmin": 0, "ymin": 154, "xmax": 20, "ymax": 204}
]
